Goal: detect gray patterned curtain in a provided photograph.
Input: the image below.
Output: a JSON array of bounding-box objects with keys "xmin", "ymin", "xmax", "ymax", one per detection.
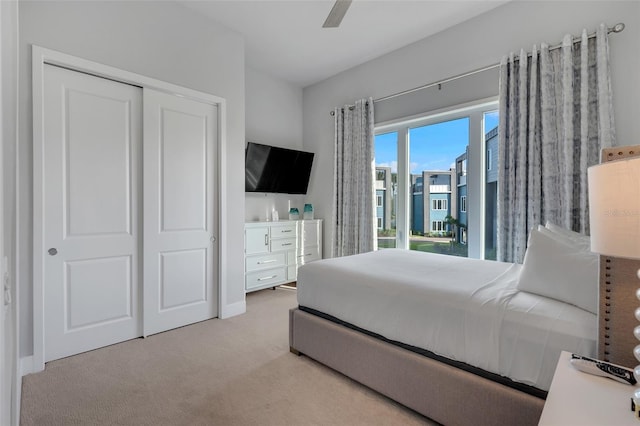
[
  {"xmin": 332, "ymin": 98, "xmax": 375, "ymax": 257},
  {"xmin": 497, "ymin": 24, "xmax": 615, "ymax": 263}
]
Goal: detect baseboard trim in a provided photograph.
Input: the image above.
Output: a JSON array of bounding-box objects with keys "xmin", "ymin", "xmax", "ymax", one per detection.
[
  {"xmin": 219, "ymin": 300, "xmax": 246, "ymax": 319},
  {"xmin": 19, "ymin": 356, "xmax": 34, "ymax": 377},
  {"xmin": 13, "ymin": 355, "xmax": 36, "ymax": 426},
  {"xmin": 12, "ymin": 364, "xmax": 21, "ymax": 426}
]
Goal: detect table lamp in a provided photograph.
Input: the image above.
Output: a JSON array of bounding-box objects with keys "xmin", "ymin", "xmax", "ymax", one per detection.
[{"xmin": 588, "ymin": 156, "xmax": 640, "ymax": 415}]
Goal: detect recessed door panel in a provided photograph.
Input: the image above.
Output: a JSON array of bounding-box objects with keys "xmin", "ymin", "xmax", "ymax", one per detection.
[
  {"xmin": 43, "ymin": 64, "xmax": 142, "ymax": 362},
  {"xmin": 160, "ymin": 250, "xmax": 206, "ymax": 310},
  {"xmin": 66, "ymin": 90, "xmax": 132, "ymax": 237},
  {"xmin": 161, "ymin": 109, "xmax": 207, "ymax": 232},
  {"xmin": 66, "ymin": 256, "xmax": 132, "ymax": 329}
]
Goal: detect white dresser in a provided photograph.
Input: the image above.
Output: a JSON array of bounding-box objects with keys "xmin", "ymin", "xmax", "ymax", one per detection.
[{"xmin": 244, "ymin": 219, "xmax": 322, "ymax": 293}]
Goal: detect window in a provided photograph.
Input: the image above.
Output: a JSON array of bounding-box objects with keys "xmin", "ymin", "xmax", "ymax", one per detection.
[
  {"xmin": 484, "ymin": 110, "xmax": 499, "ymax": 260},
  {"xmin": 432, "ymin": 199, "xmax": 448, "ymax": 211},
  {"xmin": 375, "ymin": 99, "xmax": 499, "ymax": 259},
  {"xmin": 374, "ymin": 132, "xmax": 398, "ymax": 249}
]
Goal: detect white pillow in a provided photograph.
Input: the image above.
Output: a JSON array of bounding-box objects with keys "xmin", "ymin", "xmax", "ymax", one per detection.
[
  {"xmin": 537, "ymin": 225, "xmax": 574, "ymax": 246},
  {"xmin": 544, "ymin": 221, "xmax": 591, "ymax": 252},
  {"xmin": 517, "ymin": 228, "xmax": 598, "ymax": 313}
]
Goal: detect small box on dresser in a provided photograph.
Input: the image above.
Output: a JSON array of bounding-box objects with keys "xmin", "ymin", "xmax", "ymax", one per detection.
[{"xmin": 244, "ymin": 219, "xmax": 322, "ymax": 293}]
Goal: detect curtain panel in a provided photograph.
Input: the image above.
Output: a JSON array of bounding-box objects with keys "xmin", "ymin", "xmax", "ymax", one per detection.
[
  {"xmin": 332, "ymin": 98, "xmax": 376, "ymax": 257},
  {"xmin": 497, "ymin": 24, "xmax": 615, "ymax": 263}
]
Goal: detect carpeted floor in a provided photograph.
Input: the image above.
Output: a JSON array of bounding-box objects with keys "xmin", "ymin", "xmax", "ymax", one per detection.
[{"xmin": 21, "ymin": 287, "xmax": 436, "ymax": 425}]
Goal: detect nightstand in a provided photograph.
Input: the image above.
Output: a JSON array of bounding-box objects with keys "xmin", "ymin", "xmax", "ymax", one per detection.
[{"xmin": 539, "ymin": 351, "xmax": 637, "ymax": 425}]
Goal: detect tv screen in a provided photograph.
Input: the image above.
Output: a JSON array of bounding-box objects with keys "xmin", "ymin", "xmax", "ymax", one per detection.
[{"xmin": 245, "ymin": 142, "xmax": 314, "ymax": 194}]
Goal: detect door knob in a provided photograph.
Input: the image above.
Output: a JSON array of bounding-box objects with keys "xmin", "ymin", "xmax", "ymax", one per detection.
[{"xmin": 48, "ymin": 248, "xmax": 58, "ymax": 256}]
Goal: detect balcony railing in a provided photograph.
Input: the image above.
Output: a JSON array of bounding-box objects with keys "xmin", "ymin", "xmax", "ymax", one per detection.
[{"xmin": 429, "ymin": 184, "xmax": 451, "ymax": 193}]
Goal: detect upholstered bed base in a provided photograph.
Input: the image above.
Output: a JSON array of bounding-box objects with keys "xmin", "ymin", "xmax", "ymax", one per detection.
[{"xmin": 289, "ymin": 307, "xmax": 544, "ymax": 426}]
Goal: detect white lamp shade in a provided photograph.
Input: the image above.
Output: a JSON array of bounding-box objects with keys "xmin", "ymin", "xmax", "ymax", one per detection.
[{"xmin": 588, "ymin": 157, "xmax": 640, "ymax": 259}]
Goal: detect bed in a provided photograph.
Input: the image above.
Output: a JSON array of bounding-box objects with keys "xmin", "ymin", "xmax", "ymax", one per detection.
[{"xmin": 289, "ymin": 223, "xmax": 600, "ymax": 426}]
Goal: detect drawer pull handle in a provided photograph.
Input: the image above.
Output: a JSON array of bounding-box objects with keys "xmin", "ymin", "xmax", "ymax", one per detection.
[
  {"xmin": 258, "ymin": 259, "xmax": 276, "ymax": 264},
  {"xmin": 282, "ymin": 229, "xmax": 292, "ymax": 233},
  {"xmin": 258, "ymin": 275, "xmax": 277, "ymax": 281},
  {"xmin": 264, "ymin": 234, "xmax": 269, "ymax": 246},
  {"xmin": 282, "ymin": 243, "xmax": 292, "ymax": 246}
]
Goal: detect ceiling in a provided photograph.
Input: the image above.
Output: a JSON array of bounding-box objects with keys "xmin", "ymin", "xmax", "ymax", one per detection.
[{"xmin": 179, "ymin": 0, "xmax": 509, "ymax": 88}]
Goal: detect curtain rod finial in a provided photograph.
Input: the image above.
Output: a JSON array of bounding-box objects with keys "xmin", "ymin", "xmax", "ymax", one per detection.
[{"xmin": 612, "ymin": 23, "xmax": 625, "ymax": 33}]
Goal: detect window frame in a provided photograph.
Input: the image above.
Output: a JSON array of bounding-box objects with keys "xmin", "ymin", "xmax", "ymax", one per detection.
[
  {"xmin": 375, "ymin": 97, "xmax": 498, "ymax": 258},
  {"xmin": 432, "ymin": 199, "xmax": 448, "ymax": 211}
]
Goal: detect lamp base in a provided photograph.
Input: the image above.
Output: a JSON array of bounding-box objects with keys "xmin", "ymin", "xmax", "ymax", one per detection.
[{"xmin": 632, "ymin": 269, "xmax": 640, "ymax": 419}]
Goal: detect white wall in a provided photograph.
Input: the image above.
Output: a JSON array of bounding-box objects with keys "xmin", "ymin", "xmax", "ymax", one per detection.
[
  {"xmin": 245, "ymin": 66, "xmax": 307, "ymax": 222},
  {"xmin": 303, "ymin": 0, "xmax": 640, "ymax": 253},
  {"xmin": 18, "ymin": 1, "xmax": 246, "ymax": 358},
  {"xmin": 1, "ymin": 0, "xmax": 18, "ymax": 423}
]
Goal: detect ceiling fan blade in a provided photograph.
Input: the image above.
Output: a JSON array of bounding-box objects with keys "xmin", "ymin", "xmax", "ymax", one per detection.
[{"xmin": 322, "ymin": 0, "xmax": 353, "ymax": 28}]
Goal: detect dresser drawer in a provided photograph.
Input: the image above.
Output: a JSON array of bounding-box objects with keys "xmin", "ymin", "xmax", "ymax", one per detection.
[
  {"xmin": 245, "ymin": 267, "xmax": 287, "ymax": 290},
  {"xmin": 245, "ymin": 252, "xmax": 286, "ymax": 273},
  {"xmin": 271, "ymin": 237, "xmax": 296, "ymax": 252},
  {"xmin": 270, "ymin": 223, "xmax": 297, "ymax": 238},
  {"xmin": 297, "ymin": 245, "xmax": 320, "ymax": 265}
]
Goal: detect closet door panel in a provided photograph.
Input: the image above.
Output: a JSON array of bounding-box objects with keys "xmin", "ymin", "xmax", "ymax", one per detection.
[
  {"xmin": 143, "ymin": 88, "xmax": 218, "ymax": 336},
  {"xmin": 42, "ymin": 64, "xmax": 142, "ymax": 362}
]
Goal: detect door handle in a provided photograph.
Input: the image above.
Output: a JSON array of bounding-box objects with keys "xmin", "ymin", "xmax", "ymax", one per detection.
[{"xmin": 48, "ymin": 248, "xmax": 58, "ymax": 256}]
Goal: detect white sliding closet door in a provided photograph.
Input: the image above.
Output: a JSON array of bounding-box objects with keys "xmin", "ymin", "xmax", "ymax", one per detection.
[
  {"xmin": 42, "ymin": 64, "xmax": 142, "ymax": 362},
  {"xmin": 143, "ymin": 89, "xmax": 218, "ymax": 336}
]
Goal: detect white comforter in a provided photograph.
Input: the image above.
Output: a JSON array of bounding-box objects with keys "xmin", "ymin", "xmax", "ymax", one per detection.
[{"xmin": 296, "ymin": 249, "xmax": 596, "ymax": 391}]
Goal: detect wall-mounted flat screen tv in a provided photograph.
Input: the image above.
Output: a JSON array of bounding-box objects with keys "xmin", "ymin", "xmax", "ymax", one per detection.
[{"xmin": 245, "ymin": 142, "xmax": 315, "ymax": 194}]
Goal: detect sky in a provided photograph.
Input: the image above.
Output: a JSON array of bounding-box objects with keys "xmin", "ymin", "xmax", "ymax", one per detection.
[{"xmin": 375, "ymin": 111, "xmax": 499, "ymax": 174}]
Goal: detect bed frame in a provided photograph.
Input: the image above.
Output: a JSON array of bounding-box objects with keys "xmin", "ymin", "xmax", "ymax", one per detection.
[
  {"xmin": 289, "ymin": 307, "xmax": 544, "ymax": 426},
  {"xmin": 288, "ymin": 146, "xmax": 640, "ymax": 425}
]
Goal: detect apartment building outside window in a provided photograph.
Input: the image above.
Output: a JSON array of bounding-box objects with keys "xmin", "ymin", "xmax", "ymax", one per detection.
[{"xmin": 432, "ymin": 199, "xmax": 448, "ymax": 210}]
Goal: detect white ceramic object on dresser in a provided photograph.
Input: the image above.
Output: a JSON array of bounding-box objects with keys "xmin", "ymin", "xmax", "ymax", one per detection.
[{"xmin": 244, "ymin": 220, "xmax": 322, "ymax": 293}]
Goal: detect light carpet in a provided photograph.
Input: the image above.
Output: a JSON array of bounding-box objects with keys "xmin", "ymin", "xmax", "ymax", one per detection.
[{"xmin": 21, "ymin": 287, "xmax": 435, "ymax": 425}]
